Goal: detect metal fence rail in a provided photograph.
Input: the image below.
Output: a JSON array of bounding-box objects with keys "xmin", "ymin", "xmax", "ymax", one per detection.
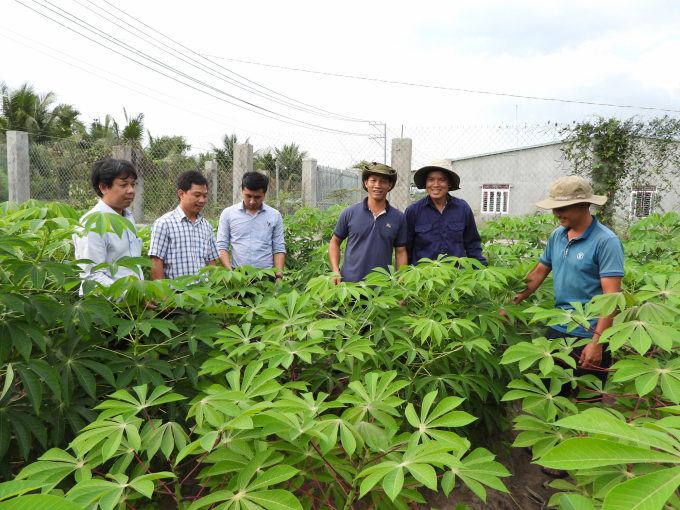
[{"xmin": 1, "ymin": 123, "xmax": 678, "ymax": 224}]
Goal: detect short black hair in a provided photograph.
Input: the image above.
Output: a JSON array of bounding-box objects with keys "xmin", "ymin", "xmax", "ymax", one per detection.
[
  {"xmin": 241, "ymin": 171, "xmax": 268, "ymax": 194},
  {"xmin": 177, "ymin": 170, "xmax": 208, "ymax": 192},
  {"xmin": 91, "ymin": 158, "xmax": 138, "ymax": 197}
]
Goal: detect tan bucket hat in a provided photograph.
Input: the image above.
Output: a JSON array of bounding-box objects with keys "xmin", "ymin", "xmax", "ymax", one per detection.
[
  {"xmin": 413, "ymin": 159, "xmax": 461, "ymax": 191},
  {"xmin": 361, "ymin": 163, "xmax": 397, "ymax": 191},
  {"xmin": 536, "ymin": 176, "xmax": 607, "ymax": 209}
]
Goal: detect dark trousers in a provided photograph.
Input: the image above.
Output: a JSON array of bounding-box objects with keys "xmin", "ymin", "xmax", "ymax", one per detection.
[{"xmin": 542, "ymin": 327, "xmax": 611, "ymax": 399}]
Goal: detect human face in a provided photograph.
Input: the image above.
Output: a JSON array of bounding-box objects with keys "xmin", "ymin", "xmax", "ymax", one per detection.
[
  {"xmin": 178, "ymin": 184, "xmax": 208, "ymax": 216},
  {"xmin": 242, "ymin": 187, "xmax": 266, "ymax": 212},
  {"xmin": 552, "ymin": 203, "xmax": 590, "ymax": 228},
  {"xmin": 425, "ymin": 171, "xmax": 450, "ymax": 201},
  {"xmin": 100, "ymin": 175, "xmax": 136, "ymax": 215},
  {"xmin": 364, "ymin": 175, "xmax": 392, "ymax": 201}
]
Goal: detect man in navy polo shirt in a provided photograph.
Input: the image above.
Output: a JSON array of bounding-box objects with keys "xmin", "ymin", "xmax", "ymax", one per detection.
[
  {"xmin": 503, "ymin": 175, "xmax": 624, "ymax": 384},
  {"xmin": 405, "ymin": 160, "xmax": 486, "ymax": 266},
  {"xmin": 502, "ymin": 175, "xmax": 624, "ymax": 478},
  {"xmin": 329, "ymin": 163, "xmax": 408, "ymax": 284}
]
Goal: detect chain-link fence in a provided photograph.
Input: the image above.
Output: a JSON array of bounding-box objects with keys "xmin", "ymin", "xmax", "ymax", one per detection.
[{"xmin": 3, "ymin": 123, "xmax": 677, "ymax": 224}]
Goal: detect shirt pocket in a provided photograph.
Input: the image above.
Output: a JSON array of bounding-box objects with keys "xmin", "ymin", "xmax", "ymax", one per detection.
[
  {"xmin": 446, "ymin": 222, "xmax": 465, "ymax": 244},
  {"xmin": 131, "ymin": 236, "xmax": 143, "ymax": 257},
  {"xmin": 414, "ymin": 223, "xmax": 433, "ymax": 249},
  {"xmin": 256, "ymin": 225, "xmax": 274, "ymax": 244}
]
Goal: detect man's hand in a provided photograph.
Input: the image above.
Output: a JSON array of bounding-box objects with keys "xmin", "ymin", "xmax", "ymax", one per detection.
[
  {"xmin": 332, "ymin": 276, "xmax": 342, "ymax": 286},
  {"xmin": 144, "ymin": 300, "xmax": 157, "ymax": 310},
  {"xmin": 398, "ymin": 299, "xmax": 406, "ymax": 306},
  {"xmin": 580, "ymin": 341, "xmax": 603, "ymax": 368},
  {"xmin": 499, "ymin": 308, "xmax": 509, "ymax": 321}
]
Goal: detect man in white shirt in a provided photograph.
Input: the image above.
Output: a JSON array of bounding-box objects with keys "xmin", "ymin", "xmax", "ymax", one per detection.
[{"xmin": 73, "ymin": 158, "xmax": 143, "ymax": 296}]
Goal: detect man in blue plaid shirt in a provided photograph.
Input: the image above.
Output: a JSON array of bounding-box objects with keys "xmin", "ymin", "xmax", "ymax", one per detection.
[{"xmin": 149, "ymin": 171, "xmax": 219, "ymax": 280}]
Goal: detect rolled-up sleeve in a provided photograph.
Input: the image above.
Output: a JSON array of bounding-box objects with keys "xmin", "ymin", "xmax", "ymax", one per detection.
[
  {"xmin": 216, "ymin": 209, "xmax": 231, "ymax": 252},
  {"xmin": 272, "ymin": 213, "xmax": 286, "ymax": 254},
  {"xmin": 148, "ymin": 219, "xmax": 169, "ymax": 260},
  {"xmin": 463, "ymin": 204, "xmax": 487, "ymax": 265}
]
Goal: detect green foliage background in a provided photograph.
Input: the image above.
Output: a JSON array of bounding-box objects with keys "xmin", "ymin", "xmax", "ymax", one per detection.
[{"xmin": 0, "ymin": 200, "xmax": 677, "ymax": 510}]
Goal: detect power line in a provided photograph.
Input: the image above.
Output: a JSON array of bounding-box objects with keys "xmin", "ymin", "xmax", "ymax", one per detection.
[
  {"xmin": 189, "ymin": 53, "xmax": 680, "ymax": 115},
  {"xmin": 75, "ymin": 0, "xmax": 368, "ymax": 124},
  {"xmin": 96, "ymin": 0, "xmax": 369, "ymax": 124},
  {"xmin": 17, "ymin": 0, "xmax": 370, "ymax": 136},
  {"xmin": 0, "ymin": 29, "xmax": 367, "ymax": 158},
  {"xmin": 34, "ymin": 0, "xmax": 364, "ymax": 133}
]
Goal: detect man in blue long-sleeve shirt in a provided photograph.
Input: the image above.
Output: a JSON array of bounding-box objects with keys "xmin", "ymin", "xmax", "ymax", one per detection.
[{"xmin": 405, "ymin": 160, "xmax": 486, "ymax": 266}]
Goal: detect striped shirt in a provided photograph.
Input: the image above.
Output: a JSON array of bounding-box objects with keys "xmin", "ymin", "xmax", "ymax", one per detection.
[{"xmin": 148, "ymin": 206, "xmax": 219, "ymax": 280}]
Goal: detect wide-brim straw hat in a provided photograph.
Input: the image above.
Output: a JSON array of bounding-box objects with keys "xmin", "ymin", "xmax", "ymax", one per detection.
[
  {"xmin": 413, "ymin": 159, "xmax": 461, "ymax": 191},
  {"xmin": 361, "ymin": 163, "xmax": 398, "ymax": 191},
  {"xmin": 536, "ymin": 176, "xmax": 607, "ymax": 209}
]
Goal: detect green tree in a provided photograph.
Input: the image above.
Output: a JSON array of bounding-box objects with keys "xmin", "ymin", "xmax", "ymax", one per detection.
[
  {"xmin": 0, "ymin": 81, "xmax": 83, "ymax": 143},
  {"xmin": 112, "ymin": 108, "xmax": 145, "ymax": 146},
  {"xmin": 254, "ymin": 148, "xmax": 276, "ymax": 175},
  {"xmin": 146, "ymin": 132, "xmax": 190, "ymax": 160},
  {"xmin": 560, "ymin": 115, "xmax": 680, "ymax": 227},
  {"xmin": 82, "ymin": 115, "xmax": 117, "ymax": 143},
  {"xmin": 275, "ymin": 142, "xmax": 308, "ymax": 181},
  {"xmin": 211, "ymin": 132, "xmax": 249, "ymax": 172}
]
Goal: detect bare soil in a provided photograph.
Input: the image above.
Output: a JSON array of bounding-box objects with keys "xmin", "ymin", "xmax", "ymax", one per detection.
[{"xmin": 418, "ymin": 426, "xmax": 561, "ymax": 510}]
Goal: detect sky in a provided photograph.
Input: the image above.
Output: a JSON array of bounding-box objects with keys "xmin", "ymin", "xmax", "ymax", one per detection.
[{"xmin": 2, "ymin": 0, "xmax": 679, "ymax": 168}]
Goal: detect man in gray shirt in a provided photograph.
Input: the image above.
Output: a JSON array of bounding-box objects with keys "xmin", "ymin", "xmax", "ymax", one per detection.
[
  {"xmin": 329, "ymin": 163, "xmax": 407, "ymax": 284},
  {"xmin": 217, "ymin": 171, "xmax": 286, "ymax": 281}
]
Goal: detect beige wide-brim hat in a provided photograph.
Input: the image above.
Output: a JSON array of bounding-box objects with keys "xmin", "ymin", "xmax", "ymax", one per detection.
[
  {"xmin": 413, "ymin": 159, "xmax": 461, "ymax": 191},
  {"xmin": 361, "ymin": 163, "xmax": 397, "ymax": 191},
  {"xmin": 536, "ymin": 176, "xmax": 607, "ymax": 209}
]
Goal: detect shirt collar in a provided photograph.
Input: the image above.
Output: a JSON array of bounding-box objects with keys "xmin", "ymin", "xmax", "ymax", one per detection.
[
  {"xmin": 362, "ymin": 197, "xmax": 391, "ymax": 212},
  {"xmin": 561, "ymin": 215, "xmax": 598, "ymax": 240},
  {"xmin": 239, "ymin": 201, "xmax": 268, "ymax": 213},
  {"xmin": 174, "ymin": 205, "xmax": 204, "ymax": 223},
  {"xmin": 95, "ymin": 199, "xmax": 133, "ymax": 220},
  {"xmin": 424, "ymin": 194, "xmax": 451, "ymax": 209}
]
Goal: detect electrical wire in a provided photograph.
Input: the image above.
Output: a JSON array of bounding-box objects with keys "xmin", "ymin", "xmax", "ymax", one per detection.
[
  {"xmin": 34, "ymin": 0, "xmax": 366, "ymax": 133},
  {"xmin": 16, "ymin": 0, "xmax": 370, "ymax": 135},
  {"xmin": 77, "ymin": 0, "xmax": 368, "ymax": 123},
  {"xmin": 97, "ymin": 0, "xmax": 369, "ymax": 123},
  {"xmin": 187, "ymin": 53, "xmax": 680, "ymax": 115}
]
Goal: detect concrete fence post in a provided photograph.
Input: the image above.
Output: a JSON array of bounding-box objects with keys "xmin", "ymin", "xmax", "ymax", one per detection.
[
  {"xmin": 233, "ymin": 143, "xmax": 253, "ymax": 205},
  {"xmin": 390, "ymin": 138, "xmax": 412, "ymax": 212},
  {"xmin": 301, "ymin": 157, "xmax": 317, "ymax": 208},
  {"xmin": 112, "ymin": 145, "xmax": 144, "ymax": 222},
  {"xmin": 7, "ymin": 131, "xmax": 30, "ymax": 204},
  {"xmin": 204, "ymin": 160, "xmax": 218, "ymax": 204}
]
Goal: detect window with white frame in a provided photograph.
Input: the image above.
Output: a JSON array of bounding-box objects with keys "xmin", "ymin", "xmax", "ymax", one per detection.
[
  {"xmin": 481, "ymin": 185, "xmax": 510, "ymax": 214},
  {"xmin": 631, "ymin": 186, "xmax": 657, "ymax": 218}
]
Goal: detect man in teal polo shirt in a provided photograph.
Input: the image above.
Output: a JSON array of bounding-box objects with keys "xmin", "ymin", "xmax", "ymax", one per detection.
[
  {"xmin": 502, "ymin": 176, "xmax": 624, "ymax": 382},
  {"xmin": 502, "ymin": 176, "xmax": 624, "ymax": 477}
]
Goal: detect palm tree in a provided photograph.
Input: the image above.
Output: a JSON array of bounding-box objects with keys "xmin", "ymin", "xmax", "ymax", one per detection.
[
  {"xmin": 113, "ymin": 108, "xmax": 145, "ymax": 146},
  {"xmin": 275, "ymin": 143, "xmax": 308, "ymax": 181},
  {"xmin": 84, "ymin": 115, "xmax": 117, "ymax": 143},
  {"xmin": 211, "ymin": 133, "xmax": 249, "ymax": 172},
  {"xmin": 0, "ymin": 81, "xmax": 83, "ymax": 143},
  {"xmin": 254, "ymin": 148, "xmax": 276, "ymax": 174}
]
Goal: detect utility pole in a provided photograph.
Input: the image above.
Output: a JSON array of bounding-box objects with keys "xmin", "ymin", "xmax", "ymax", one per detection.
[{"xmin": 368, "ymin": 121, "xmax": 387, "ymax": 164}]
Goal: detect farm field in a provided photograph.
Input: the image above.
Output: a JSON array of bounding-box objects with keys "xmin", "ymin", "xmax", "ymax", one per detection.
[{"xmin": 0, "ymin": 201, "xmax": 678, "ymax": 510}]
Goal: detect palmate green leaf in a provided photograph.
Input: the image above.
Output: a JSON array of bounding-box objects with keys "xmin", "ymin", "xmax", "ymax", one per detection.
[
  {"xmin": 382, "ymin": 466, "xmax": 405, "ymax": 501},
  {"xmin": 0, "ymin": 494, "xmax": 85, "ymax": 510},
  {"xmin": 539, "ymin": 438, "xmax": 680, "ymax": 470},
  {"xmin": 555, "ymin": 410, "xmax": 679, "ymax": 453},
  {"xmin": 603, "ymin": 466, "xmax": 680, "ymax": 510},
  {"xmin": 560, "ymin": 493, "xmax": 596, "ymax": 510},
  {"xmin": 0, "ymin": 480, "xmax": 46, "ymax": 501}
]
